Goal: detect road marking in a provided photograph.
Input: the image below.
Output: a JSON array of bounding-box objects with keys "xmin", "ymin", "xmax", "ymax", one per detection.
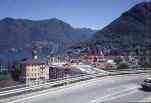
[
  {"xmin": 107, "ymin": 84, "xmax": 137, "ymax": 92},
  {"xmin": 4, "ymin": 76, "xmax": 118, "ymax": 103},
  {"xmin": 2, "ymin": 74, "xmax": 144, "ymax": 103},
  {"xmin": 88, "ymin": 85, "xmax": 139, "ymax": 103}
]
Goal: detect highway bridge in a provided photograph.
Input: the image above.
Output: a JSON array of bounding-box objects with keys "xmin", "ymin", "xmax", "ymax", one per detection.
[{"xmin": 2, "ymin": 73, "xmax": 151, "ymax": 103}]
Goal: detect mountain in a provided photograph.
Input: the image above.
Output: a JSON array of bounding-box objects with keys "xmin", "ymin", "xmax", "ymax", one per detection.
[
  {"xmin": 0, "ymin": 17, "xmax": 95, "ymax": 60},
  {"xmin": 76, "ymin": 2, "xmax": 151, "ymax": 56}
]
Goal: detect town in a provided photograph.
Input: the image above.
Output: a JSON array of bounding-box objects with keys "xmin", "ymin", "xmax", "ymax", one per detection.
[
  {"xmin": 0, "ymin": 46, "xmax": 151, "ymax": 87},
  {"xmin": 0, "ymin": 0, "xmax": 151, "ymax": 103}
]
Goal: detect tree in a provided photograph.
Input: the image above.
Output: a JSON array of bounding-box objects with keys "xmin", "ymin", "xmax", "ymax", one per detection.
[
  {"xmin": 117, "ymin": 62, "xmax": 129, "ymax": 69},
  {"xmin": 114, "ymin": 57, "xmax": 123, "ymax": 65},
  {"xmin": 143, "ymin": 49, "xmax": 151, "ymax": 67},
  {"xmin": 11, "ymin": 64, "xmax": 22, "ymax": 81}
]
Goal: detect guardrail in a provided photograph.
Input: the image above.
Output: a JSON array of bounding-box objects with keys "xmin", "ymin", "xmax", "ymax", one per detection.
[
  {"xmin": 0, "ymin": 73, "xmax": 109, "ymax": 100},
  {"xmin": 0, "ymin": 69, "xmax": 150, "ymax": 103}
]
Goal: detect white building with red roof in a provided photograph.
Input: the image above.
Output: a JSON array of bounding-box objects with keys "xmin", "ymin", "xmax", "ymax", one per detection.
[{"xmin": 19, "ymin": 50, "xmax": 49, "ymax": 84}]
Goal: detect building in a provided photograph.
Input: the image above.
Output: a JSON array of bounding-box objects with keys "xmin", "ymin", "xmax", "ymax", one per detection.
[
  {"xmin": 49, "ymin": 67, "xmax": 66, "ymax": 80},
  {"xmin": 0, "ymin": 61, "xmax": 9, "ymax": 74},
  {"xmin": 18, "ymin": 50, "xmax": 49, "ymax": 84},
  {"xmin": 49, "ymin": 65, "xmax": 83, "ymax": 80},
  {"xmin": 80, "ymin": 50, "xmax": 105, "ymax": 63}
]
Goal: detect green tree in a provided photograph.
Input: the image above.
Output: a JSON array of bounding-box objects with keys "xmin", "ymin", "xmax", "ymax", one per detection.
[
  {"xmin": 11, "ymin": 64, "xmax": 22, "ymax": 81},
  {"xmin": 117, "ymin": 62, "xmax": 129, "ymax": 69}
]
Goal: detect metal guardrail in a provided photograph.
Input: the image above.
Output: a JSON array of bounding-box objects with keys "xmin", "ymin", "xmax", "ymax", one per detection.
[
  {"xmin": 0, "ymin": 69, "xmax": 150, "ymax": 103},
  {"xmin": 0, "ymin": 74, "xmax": 98, "ymax": 95},
  {"xmin": 0, "ymin": 73, "xmax": 108, "ymax": 100}
]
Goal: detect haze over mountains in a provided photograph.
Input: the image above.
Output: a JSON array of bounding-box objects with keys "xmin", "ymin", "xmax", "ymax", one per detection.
[
  {"xmin": 75, "ymin": 2, "xmax": 151, "ymax": 55},
  {"xmin": 0, "ymin": 17, "xmax": 95, "ymax": 60}
]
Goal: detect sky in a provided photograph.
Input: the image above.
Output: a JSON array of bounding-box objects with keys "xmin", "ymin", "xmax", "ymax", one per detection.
[{"xmin": 0, "ymin": 0, "xmax": 148, "ymax": 29}]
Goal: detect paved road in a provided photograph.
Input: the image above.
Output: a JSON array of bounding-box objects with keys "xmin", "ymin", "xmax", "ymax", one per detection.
[{"xmin": 9, "ymin": 74, "xmax": 151, "ymax": 103}]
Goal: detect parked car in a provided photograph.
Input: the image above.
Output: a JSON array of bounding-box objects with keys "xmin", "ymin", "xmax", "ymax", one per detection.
[{"xmin": 141, "ymin": 78, "xmax": 151, "ymax": 90}]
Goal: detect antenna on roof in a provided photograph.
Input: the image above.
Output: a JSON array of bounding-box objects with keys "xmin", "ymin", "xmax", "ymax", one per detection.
[{"xmin": 32, "ymin": 46, "xmax": 38, "ymax": 59}]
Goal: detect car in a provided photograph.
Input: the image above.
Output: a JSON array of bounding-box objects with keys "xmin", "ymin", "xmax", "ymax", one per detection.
[{"xmin": 141, "ymin": 78, "xmax": 151, "ymax": 90}]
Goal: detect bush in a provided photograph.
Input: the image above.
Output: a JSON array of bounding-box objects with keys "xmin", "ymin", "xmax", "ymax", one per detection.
[
  {"xmin": 11, "ymin": 64, "xmax": 21, "ymax": 81},
  {"xmin": 117, "ymin": 62, "xmax": 129, "ymax": 69},
  {"xmin": 114, "ymin": 57, "xmax": 123, "ymax": 65},
  {"xmin": 0, "ymin": 73, "xmax": 12, "ymax": 80}
]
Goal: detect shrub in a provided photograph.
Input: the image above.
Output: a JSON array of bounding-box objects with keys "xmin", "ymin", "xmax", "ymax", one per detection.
[{"xmin": 117, "ymin": 62, "xmax": 129, "ymax": 69}]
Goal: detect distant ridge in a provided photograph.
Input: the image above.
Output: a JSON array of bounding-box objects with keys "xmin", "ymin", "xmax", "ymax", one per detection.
[
  {"xmin": 77, "ymin": 2, "xmax": 151, "ymax": 55},
  {"xmin": 0, "ymin": 17, "xmax": 95, "ymax": 60}
]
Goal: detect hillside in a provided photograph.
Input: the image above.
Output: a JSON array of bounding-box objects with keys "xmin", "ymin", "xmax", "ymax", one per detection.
[
  {"xmin": 76, "ymin": 2, "xmax": 151, "ymax": 56},
  {"xmin": 0, "ymin": 17, "xmax": 95, "ymax": 60}
]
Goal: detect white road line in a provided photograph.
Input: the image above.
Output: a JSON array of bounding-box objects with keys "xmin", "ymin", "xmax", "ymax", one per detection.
[
  {"xmin": 2, "ymin": 75, "xmax": 144, "ymax": 103},
  {"xmin": 4, "ymin": 76, "xmax": 116, "ymax": 103},
  {"xmin": 9, "ymin": 84, "xmax": 139, "ymax": 103},
  {"xmin": 107, "ymin": 84, "xmax": 137, "ymax": 92},
  {"xmin": 88, "ymin": 85, "xmax": 140, "ymax": 103}
]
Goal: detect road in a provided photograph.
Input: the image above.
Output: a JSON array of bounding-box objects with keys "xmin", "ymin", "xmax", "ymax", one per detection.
[{"xmin": 8, "ymin": 74, "xmax": 151, "ymax": 103}]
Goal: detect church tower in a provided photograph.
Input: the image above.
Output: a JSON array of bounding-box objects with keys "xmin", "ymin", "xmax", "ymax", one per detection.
[{"xmin": 32, "ymin": 47, "xmax": 38, "ymax": 59}]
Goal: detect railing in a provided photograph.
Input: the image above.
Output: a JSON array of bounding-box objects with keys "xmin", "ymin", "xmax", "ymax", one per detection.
[
  {"xmin": 0, "ymin": 69, "xmax": 150, "ymax": 103},
  {"xmin": 0, "ymin": 73, "xmax": 106, "ymax": 97}
]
